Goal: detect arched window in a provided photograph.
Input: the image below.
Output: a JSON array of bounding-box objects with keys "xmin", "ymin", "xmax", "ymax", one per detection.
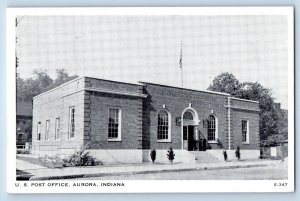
[
  {"xmin": 157, "ymin": 110, "xmax": 170, "ymax": 140},
  {"xmin": 183, "ymin": 111, "xmax": 193, "ymax": 120},
  {"xmin": 207, "ymin": 115, "xmax": 217, "ymax": 141}
]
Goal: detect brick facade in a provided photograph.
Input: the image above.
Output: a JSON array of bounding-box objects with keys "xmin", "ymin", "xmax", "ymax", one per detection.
[
  {"xmin": 32, "ymin": 77, "xmax": 260, "ymax": 161},
  {"xmin": 83, "ymin": 77, "xmax": 144, "ymax": 149}
]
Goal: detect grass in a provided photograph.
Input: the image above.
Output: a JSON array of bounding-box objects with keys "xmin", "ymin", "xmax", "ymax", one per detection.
[{"xmin": 17, "ymin": 155, "xmax": 46, "ymax": 167}]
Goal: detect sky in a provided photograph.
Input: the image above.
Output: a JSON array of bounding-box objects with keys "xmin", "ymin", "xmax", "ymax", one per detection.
[{"xmin": 16, "ymin": 15, "xmax": 289, "ymax": 109}]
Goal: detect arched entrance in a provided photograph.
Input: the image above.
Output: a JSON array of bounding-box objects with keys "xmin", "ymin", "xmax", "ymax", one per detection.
[{"xmin": 181, "ymin": 107, "xmax": 199, "ymax": 151}]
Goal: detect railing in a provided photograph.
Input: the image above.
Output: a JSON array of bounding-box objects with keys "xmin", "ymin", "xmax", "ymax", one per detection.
[{"xmin": 16, "ymin": 144, "xmax": 32, "ymax": 150}]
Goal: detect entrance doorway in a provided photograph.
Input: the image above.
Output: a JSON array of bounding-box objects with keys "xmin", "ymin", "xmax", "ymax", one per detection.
[
  {"xmin": 183, "ymin": 125, "xmax": 195, "ymax": 151},
  {"xmin": 182, "ymin": 108, "xmax": 199, "ymax": 151}
]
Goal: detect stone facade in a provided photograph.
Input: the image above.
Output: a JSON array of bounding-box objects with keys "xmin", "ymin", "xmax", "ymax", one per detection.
[{"xmin": 32, "ymin": 77, "xmax": 260, "ymax": 162}]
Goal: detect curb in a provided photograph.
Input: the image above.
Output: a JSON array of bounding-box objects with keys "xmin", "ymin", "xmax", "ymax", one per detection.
[{"xmin": 29, "ymin": 163, "xmax": 270, "ymax": 181}]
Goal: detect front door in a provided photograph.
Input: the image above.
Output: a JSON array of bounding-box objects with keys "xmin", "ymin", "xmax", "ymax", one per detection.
[
  {"xmin": 187, "ymin": 126, "xmax": 194, "ymax": 151},
  {"xmin": 183, "ymin": 125, "xmax": 195, "ymax": 151}
]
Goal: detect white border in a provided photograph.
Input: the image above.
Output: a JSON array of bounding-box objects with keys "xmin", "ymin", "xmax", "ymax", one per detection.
[{"xmin": 6, "ymin": 7, "xmax": 294, "ymax": 193}]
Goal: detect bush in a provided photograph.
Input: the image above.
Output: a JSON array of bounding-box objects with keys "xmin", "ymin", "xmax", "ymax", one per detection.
[
  {"xmin": 62, "ymin": 144, "xmax": 103, "ymax": 167},
  {"xmin": 235, "ymin": 146, "xmax": 241, "ymax": 160},
  {"xmin": 167, "ymin": 147, "xmax": 175, "ymax": 165},
  {"xmin": 150, "ymin": 149, "xmax": 156, "ymax": 163},
  {"xmin": 38, "ymin": 155, "xmax": 64, "ymax": 168},
  {"xmin": 17, "ymin": 150, "xmax": 30, "ymax": 154},
  {"xmin": 223, "ymin": 150, "xmax": 228, "ymax": 161}
]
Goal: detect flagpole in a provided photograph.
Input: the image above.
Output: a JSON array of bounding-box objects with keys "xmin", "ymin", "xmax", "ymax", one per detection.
[
  {"xmin": 181, "ymin": 65, "xmax": 183, "ymax": 87},
  {"xmin": 179, "ymin": 41, "xmax": 183, "ymax": 87}
]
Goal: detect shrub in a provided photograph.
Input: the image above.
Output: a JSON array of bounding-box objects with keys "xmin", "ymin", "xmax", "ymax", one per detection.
[
  {"xmin": 167, "ymin": 147, "xmax": 175, "ymax": 165},
  {"xmin": 62, "ymin": 144, "xmax": 103, "ymax": 167},
  {"xmin": 38, "ymin": 155, "xmax": 64, "ymax": 168},
  {"xmin": 17, "ymin": 150, "xmax": 30, "ymax": 154},
  {"xmin": 235, "ymin": 146, "xmax": 241, "ymax": 160},
  {"xmin": 150, "ymin": 149, "xmax": 156, "ymax": 163},
  {"xmin": 223, "ymin": 150, "xmax": 228, "ymax": 161}
]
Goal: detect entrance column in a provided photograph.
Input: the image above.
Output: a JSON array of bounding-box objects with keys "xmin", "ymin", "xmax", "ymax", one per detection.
[{"xmin": 194, "ymin": 125, "xmax": 199, "ymax": 151}]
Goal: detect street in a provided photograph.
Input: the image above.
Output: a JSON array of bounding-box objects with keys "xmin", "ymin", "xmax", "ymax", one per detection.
[{"xmin": 70, "ymin": 165, "xmax": 288, "ymax": 180}]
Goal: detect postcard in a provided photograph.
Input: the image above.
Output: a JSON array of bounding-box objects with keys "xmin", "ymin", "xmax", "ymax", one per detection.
[{"xmin": 6, "ymin": 7, "xmax": 294, "ymax": 193}]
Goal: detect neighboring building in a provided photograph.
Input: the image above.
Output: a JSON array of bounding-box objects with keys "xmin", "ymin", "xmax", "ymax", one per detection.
[
  {"xmin": 16, "ymin": 101, "xmax": 32, "ymax": 146},
  {"xmin": 32, "ymin": 77, "xmax": 260, "ymax": 163},
  {"xmin": 274, "ymin": 102, "xmax": 288, "ymax": 144},
  {"xmin": 274, "ymin": 103, "xmax": 288, "ymax": 119}
]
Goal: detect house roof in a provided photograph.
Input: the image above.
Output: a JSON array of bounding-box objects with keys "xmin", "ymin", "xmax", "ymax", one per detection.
[{"xmin": 17, "ymin": 101, "xmax": 32, "ymax": 117}]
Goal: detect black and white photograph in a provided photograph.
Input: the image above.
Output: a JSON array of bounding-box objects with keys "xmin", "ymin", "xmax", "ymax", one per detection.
[{"xmin": 6, "ymin": 7, "xmax": 294, "ymax": 193}]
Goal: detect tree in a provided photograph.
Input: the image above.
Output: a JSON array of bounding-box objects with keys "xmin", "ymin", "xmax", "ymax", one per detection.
[
  {"xmin": 208, "ymin": 73, "xmax": 280, "ymax": 142},
  {"xmin": 235, "ymin": 146, "xmax": 241, "ymax": 160},
  {"xmin": 238, "ymin": 82, "xmax": 279, "ymax": 141},
  {"xmin": 276, "ymin": 109, "xmax": 288, "ymax": 140},
  {"xmin": 16, "ymin": 73, "xmax": 26, "ymax": 101},
  {"xmin": 223, "ymin": 150, "xmax": 228, "ymax": 161},
  {"xmin": 32, "ymin": 69, "xmax": 54, "ymax": 90},
  {"xmin": 52, "ymin": 68, "xmax": 79, "ymax": 88},
  {"xmin": 150, "ymin": 149, "xmax": 156, "ymax": 163},
  {"xmin": 16, "ymin": 68, "xmax": 78, "ymax": 103},
  {"xmin": 208, "ymin": 72, "xmax": 241, "ymax": 96},
  {"xmin": 17, "ymin": 69, "xmax": 54, "ymax": 102},
  {"xmin": 167, "ymin": 147, "xmax": 175, "ymax": 165}
]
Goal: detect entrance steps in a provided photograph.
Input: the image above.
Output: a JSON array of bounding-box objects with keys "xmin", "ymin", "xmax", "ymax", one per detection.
[{"xmin": 189, "ymin": 151, "xmax": 223, "ymax": 163}]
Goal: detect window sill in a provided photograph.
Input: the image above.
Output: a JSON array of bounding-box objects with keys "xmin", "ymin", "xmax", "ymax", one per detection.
[
  {"xmin": 242, "ymin": 142, "xmax": 250, "ymax": 144},
  {"xmin": 208, "ymin": 141, "xmax": 218, "ymax": 144},
  {"xmin": 157, "ymin": 140, "xmax": 172, "ymax": 143},
  {"xmin": 108, "ymin": 138, "xmax": 121, "ymax": 142}
]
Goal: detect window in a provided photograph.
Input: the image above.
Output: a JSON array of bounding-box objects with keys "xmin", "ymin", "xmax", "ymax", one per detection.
[
  {"xmin": 69, "ymin": 107, "xmax": 75, "ymax": 139},
  {"xmin": 45, "ymin": 120, "xmax": 50, "ymax": 141},
  {"xmin": 157, "ymin": 110, "xmax": 170, "ymax": 141},
  {"xmin": 242, "ymin": 120, "xmax": 249, "ymax": 143},
  {"xmin": 37, "ymin": 122, "xmax": 41, "ymax": 141},
  {"xmin": 55, "ymin": 118, "xmax": 60, "ymax": 140},
  {"xmin": 183, "ymin": 111, "xmax": 193, "ymax": 120},
  {"xmin": 207, "ymin": 115, "xmax": 217, "ymax": 141},
  {"xmin": 108, "ymin": 107, "xmax": 121, "ymax": 141}
]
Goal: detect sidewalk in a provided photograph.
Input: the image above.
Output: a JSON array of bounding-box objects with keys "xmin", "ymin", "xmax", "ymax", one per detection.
[{"xmin": 16, "ymin": 158, "xmax": 285, "ymax": 181}]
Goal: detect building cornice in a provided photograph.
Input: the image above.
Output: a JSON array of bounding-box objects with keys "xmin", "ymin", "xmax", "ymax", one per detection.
[
  {"xmin": 59, "ymin": 87, "xmax": 147, "ymax": 99},
  {"xmin": 224, "ymin": 105, "xmax": 260, "ymax": 112},
  {"xmin": 139, "ymin": 81, "xmax": 230, "ymax": 96},
  {"xmin": 84, "ymin": 87, "xmax": 147, "ymax": 98}
]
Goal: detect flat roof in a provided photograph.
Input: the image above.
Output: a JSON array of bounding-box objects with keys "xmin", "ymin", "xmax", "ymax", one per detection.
[
  {"xmin": 230, "ymin": 97, "xmax": 259, "ymax": 103},
  {"xmin": 33, "ymin": 76, "xmax": 144, "ymax": 99},
  {"xmin": 33, "ymin": 76, "xmax": 84, "ymax": 99},
  {"xmin": 85, "ymin": 76, "xmax": 143, "ymax": 86},
  {"xmin": 139, "ymin": 81, "xmax": 231, "ymax": 96},
  {"xmin": 33, "ymin": 76, "xmax": 258, "ymax": 104}
]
